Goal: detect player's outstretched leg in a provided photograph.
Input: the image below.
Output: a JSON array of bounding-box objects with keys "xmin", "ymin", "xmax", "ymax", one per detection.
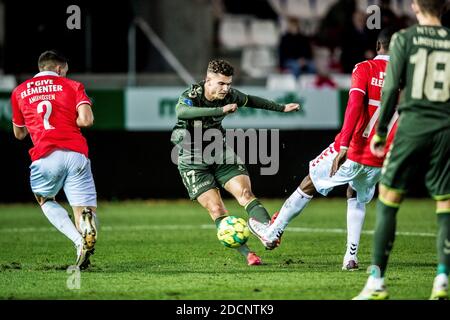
[
  {"xmin": 343, "ymin": 197, "xmax": 366, "ymax": 271},
  {"xmin": 249, "ymin": 176, "xmax": 315, "ymax": 249}
]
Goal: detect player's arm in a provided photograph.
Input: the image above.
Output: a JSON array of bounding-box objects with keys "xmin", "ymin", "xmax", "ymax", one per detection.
[
  {"xmin": 10, "ymin": 90, "xmax": 28, "ymax": 140},
  {"xmin": 175, "ymin": 96, "xmax": 231, "ymax": 119},
  {"xmin": 77, "ymin": 104, "xmax": 94, "ymax": 128},
  {"xmin": 372, "ymin": 32, "xmax": 405, "ymax": 155},
  {"xmin": 330, "ymin": 65, "xmax": 366, "ymax": 176},
  {"xmin": 231, "ymin": 88, "xmax": 300, "ymax": 112},
  {"xmin": 330, "ymin": 90, "xmax": 365, "ymax": 176},
  {"xmin": 13, "ymin": 125, "xmax": 28, "ymax": 140},
  {"xmin": 75, "ymin": 83, "xmax": 94, "ymax": 128},
  {"xmin": 339, "ymin": 64, "xmax": 367, "ymax": 149},
  {"xmin": 246, "ymin": 95, "xmax": 299, "ymax": 112}
]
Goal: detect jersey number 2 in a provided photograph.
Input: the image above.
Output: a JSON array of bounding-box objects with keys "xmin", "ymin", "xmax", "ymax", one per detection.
[{"xmin": 37, "ymin": 101, "xmax": 55, "ymax": 130}]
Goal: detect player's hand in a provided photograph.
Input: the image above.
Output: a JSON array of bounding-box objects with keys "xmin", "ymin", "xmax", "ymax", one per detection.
[
  {"xmin": 223, "ymin": 103, "xmax": 238, "ymax": 114},
  {"xmin": 284, "ymin": 103, "xmax": 300, "ymax": 112},
  {"xmin": 370, "ymin": 134, "xmax": 387, "ymax": 158},
  {"xmin": 330, "ymin": 148, "xmax": 347, "ymax": 177}
]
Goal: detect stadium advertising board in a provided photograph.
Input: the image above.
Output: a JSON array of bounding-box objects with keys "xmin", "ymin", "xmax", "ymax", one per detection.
[
  {"xmin": 126, "ymin": 87, "xmax": 340, "ymax": 131},
  {"xmin": 0, "ymin": 88, "xmax": 341, "ymax": 131}
]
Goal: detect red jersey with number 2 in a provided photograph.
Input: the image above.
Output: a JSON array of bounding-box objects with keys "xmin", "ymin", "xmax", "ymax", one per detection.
[
  {"xmin": 11, "ymin": 72, "xmax": 92, "ymax": 162},
  {"xmin": 335, "ymin": 55, "xmax": 398, "ymax": 167}
]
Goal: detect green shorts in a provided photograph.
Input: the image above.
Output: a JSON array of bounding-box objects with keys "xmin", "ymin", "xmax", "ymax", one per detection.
[
  {"xmin": 178, "ymin": 146, "xmax": 249, "ymax": 200},
  {"xmin": 381, "ymin": 125, "xmax": 450, "ymax": 200}
]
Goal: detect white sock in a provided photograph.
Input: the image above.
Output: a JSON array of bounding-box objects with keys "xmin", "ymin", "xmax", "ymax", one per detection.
[
  {"xmin": 367, "ymin": 275, "xmax": 385, "ymax": 290},
  {"xmin": 41, "ymin": 201, "xmax": 82, "ymax": 246},
  {"xmin": 270, "ymin": 187, "xmax": 313, "ymax": 233},
  {"xmin": 345, "ymin": 198, "xmax": 366, "ymax": 260},
  {"xmin": 433, "ymin": 274, "xmax": 448, "ymax": 290}
]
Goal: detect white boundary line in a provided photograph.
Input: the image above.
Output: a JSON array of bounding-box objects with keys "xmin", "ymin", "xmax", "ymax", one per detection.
[{"xmin": 0, "ymin": 224, "xmax": 435, "ymax": 238}]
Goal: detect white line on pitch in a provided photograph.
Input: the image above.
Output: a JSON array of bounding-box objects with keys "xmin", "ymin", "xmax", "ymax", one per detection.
[{"xmin": 0, "ymin": 224, "xmax": 435, "ymax": 238}]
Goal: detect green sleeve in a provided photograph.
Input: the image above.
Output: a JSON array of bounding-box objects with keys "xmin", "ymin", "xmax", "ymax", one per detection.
[
  {"xmin": 246, "ymin": 95, "xmax": 286, "ymax": 112},
  {"xmin": 175, "ymin": 96, "xmax": 223, "ymax": 119},
  {"xmin": 230, "ymin": 88, "xmax": 285, "ymax": 112},
  {"xmin": 377, "ymin": 31, "xmax": 405, "ymax": 137}
]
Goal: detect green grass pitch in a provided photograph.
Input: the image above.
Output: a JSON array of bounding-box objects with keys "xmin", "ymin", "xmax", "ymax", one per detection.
[{"xmin": 0, "ymin": 198, "xmax": 439, "ymax": 300}]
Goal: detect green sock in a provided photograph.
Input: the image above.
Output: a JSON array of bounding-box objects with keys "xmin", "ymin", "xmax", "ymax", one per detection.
[
  {"xmin": 214, "ymin": 216, "xmax": 227, "ymax": 228},
  {"xmin": 372, "ymin": 199, "xmax": 399, "ymax": 277},
  {"xmin": 235, "ymin": 244, "xmax": 251, "ymax": 257},
  {"xmin": 437, "ymin": 213, "xmax": 450, "ymax": 276},
  {"xmin": 245, "ymin": 199, "xmax": 271, "ymax": 223}
]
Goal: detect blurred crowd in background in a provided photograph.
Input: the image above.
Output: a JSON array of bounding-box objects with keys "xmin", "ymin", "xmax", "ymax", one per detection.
[
  {"xmin": 0, "ymin": 0, "xmax": 449, "ymax": 89},
  {"xmin": 213, "ymin": 0, "xmax": 450, "ymax": 88}
]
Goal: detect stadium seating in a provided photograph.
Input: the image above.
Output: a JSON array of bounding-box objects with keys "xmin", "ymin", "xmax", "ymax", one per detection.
[
  {"xmin": 218, "ymin": 15, "xmax": 250, "ymax": 50},
  {"xmin": 266, "ymin": 73, "xmax": 297, "ymax": 91},
  {"xmin": 241, "ymin": 46, "xmax": 277, "ymax": 78},
  {"xmin": 249, "ymin": 19, "xmax": 279, "ymax": 47}
]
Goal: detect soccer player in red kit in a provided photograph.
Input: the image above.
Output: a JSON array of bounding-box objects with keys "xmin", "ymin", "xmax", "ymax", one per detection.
[
  {"xmin": 11, "ymin": 51, "xmax": 98, "ymax": 269},
  {"xmin": 249, "ymin": 28, "xmax": 399, "ymax": 270}
]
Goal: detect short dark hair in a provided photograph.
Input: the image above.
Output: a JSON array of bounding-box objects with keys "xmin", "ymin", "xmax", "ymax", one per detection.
[
  {"xmin": 416, "ymin": 0, "xmax": 446, "ymax": 17},
  {"xmin": 207, "ymin": 59, "xmax": 234, "ymax": 76},
  {"xmin": 377, "ymin": 27, "xmax": 397, "ymax": 51},
  {"xmin": 38, "ymin": 50, "xmax": 68, "ymax": 70}
]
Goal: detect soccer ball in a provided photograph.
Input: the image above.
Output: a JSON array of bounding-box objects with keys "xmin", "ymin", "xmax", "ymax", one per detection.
[{"xmin": 217, "ymin": 216, "xmax": 250, "ymax": 248}]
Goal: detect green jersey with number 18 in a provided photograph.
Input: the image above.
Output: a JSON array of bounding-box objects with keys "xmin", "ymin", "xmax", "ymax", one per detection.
[{"xmin": 377, "ymin": 25, "xmax": 450, "ymax": 137}]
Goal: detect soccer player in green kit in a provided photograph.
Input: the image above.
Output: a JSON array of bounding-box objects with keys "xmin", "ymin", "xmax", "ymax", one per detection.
[
  {"xmin": 171, "ymin": 59, "xmax": 300, "ymax": 265},
  {"xmin": 354, "ymin": 0, "xmax": 450, "ymax": 300}
]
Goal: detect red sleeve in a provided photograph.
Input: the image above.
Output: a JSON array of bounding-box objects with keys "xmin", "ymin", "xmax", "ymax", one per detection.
[
  {"xmin": 75, "ymin": 83, "xmax": 92, "ymax": 110},
  {"xmin": 339, "ymin": 90, "xmax": 365, "ymax": 148},
  {"xmin": 349, "ymin": 62, "xmax": 368, "ymax": 95},
  {"xmin": 338, "ymin": 63, "xmax": 368, "ymax": 148},
  {"xmin": 11, "ymin": 90, "xmax": 25, "ymax": 127}
]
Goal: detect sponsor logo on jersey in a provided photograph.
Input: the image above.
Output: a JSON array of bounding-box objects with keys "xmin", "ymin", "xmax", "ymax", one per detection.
[{"xmin": 183, "ymin": 98, "xmax": 193, "ymax": 106}]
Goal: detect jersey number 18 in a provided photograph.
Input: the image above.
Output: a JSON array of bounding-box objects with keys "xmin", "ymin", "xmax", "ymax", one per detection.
[{"xmin": 410, "ymin": 49, "xmax": 450, "ymax": 102}]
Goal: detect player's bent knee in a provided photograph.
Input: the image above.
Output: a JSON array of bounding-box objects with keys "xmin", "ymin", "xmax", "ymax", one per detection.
[
  {"xmin": 237, "ymin": 188, "xmax": 254, "ymax": 206},
  {"xmin": 299, "ymin": 175, "xmax": 316, "ymax": 196},
  {"xmin": 208, "ymin": 204, "xmax": 226, "ymax": 217},
  {"xmin": 346, "ymin": 186, "xmax": 356, "ymax": 199},
  {"xmin": 242, "ymin": 188, "xmax": 254, "ymax": 200}
]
